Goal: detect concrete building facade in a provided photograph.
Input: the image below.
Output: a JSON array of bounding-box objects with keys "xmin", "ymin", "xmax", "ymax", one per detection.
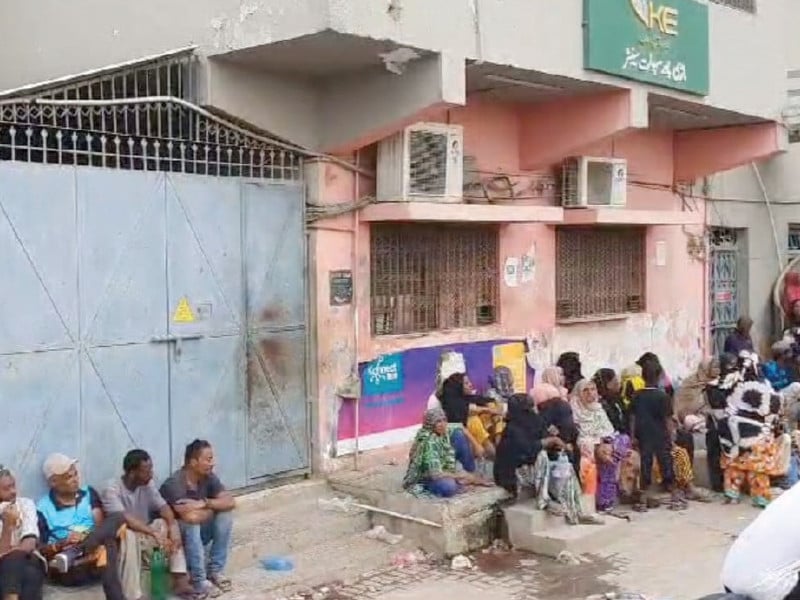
[{"xmin": 0, "ymin": 0, "xmax": 791, "ymax": 475}]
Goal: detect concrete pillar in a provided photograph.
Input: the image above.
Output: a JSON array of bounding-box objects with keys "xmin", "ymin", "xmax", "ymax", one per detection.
[
  {"xmin": 519, "ymin": 88, "xmax": 648, "ymax": 169},
  {"xmin": 674, "ymin": 122, "xmax": 787, "ymax": 182},
  {"xmin": 304, "ymin": 158, "xmax": 363, "ymax": 472}
]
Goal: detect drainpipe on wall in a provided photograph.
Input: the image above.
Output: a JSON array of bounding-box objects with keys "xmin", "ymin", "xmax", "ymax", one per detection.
[
  {"xmin": 751, "ymin": 162, "xmax": 786, "ymax": 337},
  {"xmin": 701, "ymin": 178, "xmax": 710, "ymax": 357},
  {"xmin": 353, "ymin": 151, "xmax": 362, "ymax": 471},
  {"xmin": 751, "ymin": 162, "xmax": 784, "ymax": 272}
]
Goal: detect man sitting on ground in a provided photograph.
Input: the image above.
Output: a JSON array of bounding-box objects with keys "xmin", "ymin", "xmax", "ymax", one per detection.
[
  {"xmin": 0, "ymin": 464, "xmax": 46, "ymax": 600},
  {"xmin": 36, "ymin": 453, "xmax": 125, "ymax": 600},
  {"xmin": 160, "ymin": 440, "xmax": 235, "ymax": 598},
  {"xmin": 102, "ymin": 449, "xmax": 194, "ymax": 599}
]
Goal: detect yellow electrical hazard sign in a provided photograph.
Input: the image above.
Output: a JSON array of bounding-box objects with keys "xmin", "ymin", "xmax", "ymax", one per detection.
[{"xmin": 172, "ymin": 297, "xmax": 196, "ymax": 323}]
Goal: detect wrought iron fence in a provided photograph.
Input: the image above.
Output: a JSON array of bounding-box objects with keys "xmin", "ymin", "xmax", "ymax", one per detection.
[
  {"xmin": 708, "ymin": 0, "xmax": 756, "ymax": 13},
  {"xmin": 556, "ymin": 227, "xmax": 646, "ymax": 320},
  {"xmin": 0, "ymin": 51, "xmax": 303, "ymax": 180},
  {"xmin": 0, "ymin": 101, "xmax": 303, "ymax": 180},
  {"xmin": 370, "ymin": 223, "xmax": 499, "ymax": 335}
]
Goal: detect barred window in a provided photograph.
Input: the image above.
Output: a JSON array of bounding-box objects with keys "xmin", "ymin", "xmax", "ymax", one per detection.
[
  {"xmin": 789, "ymin": 224, "xmax": 800, "ymax": 255},
  {"xmin": 708, "ymin": 0, "xmax": 756, "ymax": 13},
  {"xmin": 556, "ymin": 227, "xmax": 646, "ymax": 320},
  {"xmin": 370, "ymin": 224, "xmax": 499, "ymax": 335}
]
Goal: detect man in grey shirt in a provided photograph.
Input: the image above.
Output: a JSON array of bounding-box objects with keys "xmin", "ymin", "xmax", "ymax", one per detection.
[
  {"xmin": 102, "ymin": 450, "xmax": 193, "ymax": 599},
  {"xmin": 160, "ymin": 440, "xmax": 236, "ymax": 598}
]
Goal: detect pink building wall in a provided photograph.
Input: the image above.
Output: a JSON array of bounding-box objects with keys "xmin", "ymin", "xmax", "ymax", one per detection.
[{"xmin": 307, "ymin": 95, "xmax": 773, "ymax": 468}]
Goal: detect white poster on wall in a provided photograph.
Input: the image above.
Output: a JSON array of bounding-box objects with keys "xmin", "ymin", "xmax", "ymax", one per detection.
[
  {"xmin": 521, "ymin": 253, "xmax": 536, "ymax": 284},
  {"xmin": 504, "ymin": 257, "xmax": 520, "ymax": 287},
  {"xmin": 655, "ymin": 240, "xmax": 667, "ymax": 267}
]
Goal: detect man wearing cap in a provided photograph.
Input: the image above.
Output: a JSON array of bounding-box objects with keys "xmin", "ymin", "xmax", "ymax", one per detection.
[
  {"xmin": 36, "ymin": 453, "xmax": 125, "ymax": 600},
  {"xmin": 764, "ymin": 341, "xmax": 800, "ymax": 429}
]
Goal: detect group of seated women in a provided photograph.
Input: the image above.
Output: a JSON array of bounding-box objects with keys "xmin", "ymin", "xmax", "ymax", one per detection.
[{"xmin": 403, "ymin": 350, "xmax": 711, "ymax": 524}]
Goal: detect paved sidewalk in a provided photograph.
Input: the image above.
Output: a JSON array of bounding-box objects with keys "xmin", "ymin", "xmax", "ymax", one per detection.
[{"xmin": 269, "ymin": 499, "xmax": 758, "ymax": 600}]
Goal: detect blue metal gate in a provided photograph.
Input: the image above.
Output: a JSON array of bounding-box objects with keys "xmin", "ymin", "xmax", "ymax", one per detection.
[
  {"xmin": 0, "ymin": 162, "xmax": 308, "ymax": 497},
  {"xmin": 709, "ymin": 228, "xmax": 740, "ymax": 355}
]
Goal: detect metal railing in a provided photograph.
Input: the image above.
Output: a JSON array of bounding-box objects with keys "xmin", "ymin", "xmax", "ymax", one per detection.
[{"xmin": 0, "ymin": 49, "xmax": 304, "ymax": 180}]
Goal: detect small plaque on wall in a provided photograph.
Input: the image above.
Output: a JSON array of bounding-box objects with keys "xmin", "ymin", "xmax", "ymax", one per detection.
[{"xmin": 329, "ymin": 270, "xmax": 353, "ymax": 306}]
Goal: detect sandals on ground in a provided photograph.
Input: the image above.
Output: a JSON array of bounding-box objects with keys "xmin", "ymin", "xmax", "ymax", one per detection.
[{"xmin": 209, "ymin": 574, "xmax": 233, "ymax": 593}]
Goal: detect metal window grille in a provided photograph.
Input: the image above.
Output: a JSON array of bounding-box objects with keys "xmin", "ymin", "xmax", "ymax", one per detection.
[
  {"xmin": 709, "ymin": 227, "xmax": 740, "ymax": 355},
  {"xmin": 556, "ymin": 227, "xmax": 646, "ymax": 320},
  {"xmin": 409, "ymin": 129, "xmax": 448, "ymax": 195},
  {"xmin": 708, "ymin": 0, "xmax": 756, "ymax": 13},
  {"xmin": 0, "ymin": 52, "xmax": 302, "ymax": 180},
  {"xmin": 370, "ymin": 223, "xmax": 499, "ymax": 335},
  {"xmin": 789, "ymin": 225, "xmax": 800, "ymax": 255}
]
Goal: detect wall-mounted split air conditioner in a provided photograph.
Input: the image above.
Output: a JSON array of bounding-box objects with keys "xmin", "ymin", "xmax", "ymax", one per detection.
[
  {"xmin": 561, "ymin": 156, "xmax": 627, "ymax": 208},
  {"xmin": 377, "ymin": 122, "xmax": 464, "ymax": 203}
]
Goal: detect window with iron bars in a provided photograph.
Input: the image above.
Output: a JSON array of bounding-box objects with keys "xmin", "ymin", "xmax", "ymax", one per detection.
[
  {"xmin": 708, "ymin": 0, "xmax": 756, "ymax": 13},
  {"xmin": 370, "ymin": 224, "xmax": 499, "ymax": 335},
  {"xmin": 556, "ymin": 227, "xmax": 646, "ymax": 320},
  {"xmin": 788, "ymin": 224, "xmax": 800, "ymax": 256}
]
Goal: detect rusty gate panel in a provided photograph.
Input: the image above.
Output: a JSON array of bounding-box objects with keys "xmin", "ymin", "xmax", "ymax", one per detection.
[{"xmin": 243, "ymin": 182, "xmax": 308, "ymax": 481}]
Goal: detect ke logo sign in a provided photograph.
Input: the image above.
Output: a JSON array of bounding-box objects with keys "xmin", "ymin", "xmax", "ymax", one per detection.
[
  {"xmin": 629, "ymin": 0, "xmax": 679, "ymax": 36},
  {"xmin": 583, "ymin": 0, "xmax": 709, "ymax": 96}
]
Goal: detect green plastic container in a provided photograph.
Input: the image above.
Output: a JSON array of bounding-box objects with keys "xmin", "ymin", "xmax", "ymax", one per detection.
[{"xmin": 150, "ymin": 549, "xmax": 169, "ymax": 600}]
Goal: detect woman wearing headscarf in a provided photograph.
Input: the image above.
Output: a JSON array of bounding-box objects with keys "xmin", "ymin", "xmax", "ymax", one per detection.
[
  {"xmin": 718, "ymin": 381, "xmax": 787, "ymax": 507},
  {"xmin": 620, "ymin": 364, "xmax": 644, "ymax": 412},
  {"xmin": 427, "ymin": 351, "xmax": 501, "ymax": 469},
  {"xmin": 532, "ymin": 381, "xmax": 580, "ymax": 479},
  {"xmin": 556, "ymin": 352, "xmax": 584, "ymax": 394},
  {"xmin": 593, "ymin": 368, "xmax": 628, "ymax": 435},
  {"xmin": 494, "ymin": 394, "xmax": 603, "ymax": 525},
  {"xmin": 540, "ymin": 366, "xmax": 568, "ymax": 400},
  {"xmin": 473, "ymin": 366, "xmax": 512, "ymax": 446},
  {"xmin": 403, "ymin": 408, "xmax": 482, "ymax": 497},
  {"xmin": 674, "ymin": 358, "xmax": 720, "ymax": 424},
  {"xmin": 571, "ymin": 379, "xmax": 640, "ymax": 512},
  {"xmin": 704, "ymin": 352, "xmax": 740, "ymax": 493},
  {"xmin": 723, "ymin": 316, "xmax": 755, "ymax": 356},
  {"xmin": 637, "ymin": 352, "xmax": 674, "ymax": 397}
]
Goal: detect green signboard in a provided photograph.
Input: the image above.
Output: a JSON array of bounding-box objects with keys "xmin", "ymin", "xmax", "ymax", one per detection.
[{"xmin": 584, "ymin": 0, "xmax": 710, "ymax": 96}]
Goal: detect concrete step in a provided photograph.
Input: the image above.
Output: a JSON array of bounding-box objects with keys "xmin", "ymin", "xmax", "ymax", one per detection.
[
  {"xmin": 328, "ymin": 465, "xmax": 511, "ymax": 557},
  {"xmin": 504, "ymin": 499, "xmax": 630, "ymax": 558}
]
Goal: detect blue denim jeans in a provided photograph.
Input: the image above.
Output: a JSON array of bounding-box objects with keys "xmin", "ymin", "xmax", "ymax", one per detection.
[
  {"xmin": 423, "ymin": 478, "xmax": 461, "ymax": 497},
  {"xmin": 179, "ymin": 511, "xmax": 234, "ymax": 591},
  {"xmin": 450, "ymin": 427, "xmax": 476, "ymax": 473}
]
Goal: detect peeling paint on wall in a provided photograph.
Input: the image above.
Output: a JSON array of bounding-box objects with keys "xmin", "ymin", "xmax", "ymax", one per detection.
[{"xmin": 551, "ymin": 310, "xmax": 702, "ymax": 383}]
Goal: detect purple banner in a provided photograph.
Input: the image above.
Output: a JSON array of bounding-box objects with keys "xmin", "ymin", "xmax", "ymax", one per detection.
[{"xmin": 337, "ymin": 339, "xmax": 534, "ymax": 441}]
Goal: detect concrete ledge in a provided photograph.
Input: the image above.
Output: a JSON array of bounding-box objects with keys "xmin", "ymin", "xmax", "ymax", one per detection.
[
  {"xmin": 562, "ymin": 207, "xmax": 704, "ymax": 226},
  {"xmin": 328, "ymin": 466, "xmax": 511, "ymax": 557},
  {"xmin": 360, "ymin": 201, "xmax": 564, "ymax": 223},
  {"xmin": 504, "ymin": 500, "xmax": 630, "ymax": 558}
]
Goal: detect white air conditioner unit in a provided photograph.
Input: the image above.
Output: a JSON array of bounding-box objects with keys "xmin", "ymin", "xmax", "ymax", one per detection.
[
  {"xmin": 561, "ymin": 156, "xmax": 627, "ymax": 208},
  {"xmin": 377, "ymin": 122, "xmax": 464, "ymax": 203}
]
